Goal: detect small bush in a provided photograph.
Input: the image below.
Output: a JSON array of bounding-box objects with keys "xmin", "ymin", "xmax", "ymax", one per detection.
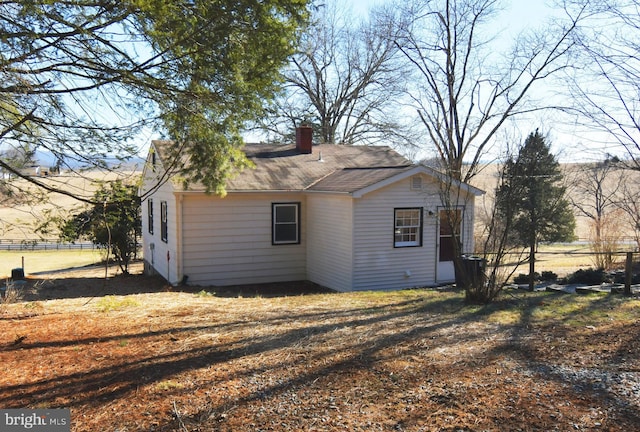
[
  {"xmin": 513, "ymin": 271, "xmax": 558, "ymax": 285},
  {"xmin": 540, "ymin": 271, "xmax": 558, "ymax": 281},
  {"xmin": 1, "ymin": 282, "xmax": 25, "ymax": 305},
  {"xmin": 563, "ymin": 268, "xmax": 606, "ymax": 285},
  {"xmin": 611, "ymin": 271, "xmax": 640, "ymax": 285},
  {"xmin": 513, "ymin": 273, "xmax": 539, "ymax": 284}
]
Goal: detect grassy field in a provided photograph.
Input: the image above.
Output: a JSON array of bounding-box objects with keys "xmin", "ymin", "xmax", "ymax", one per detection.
[
  {"xmin": 0, "ymin": 170, "xmax": 140, "ymax": 239},
  {"xmin": 0, "ymin": 242, "xmax": 619, "ymax": 284},
  {"xmin": 511, "ymin": 243, "xmax": 604, "ymax": 278},
  {"xmin": 0, "ymin": 249, "xmax": 106, "ymax": 278}
]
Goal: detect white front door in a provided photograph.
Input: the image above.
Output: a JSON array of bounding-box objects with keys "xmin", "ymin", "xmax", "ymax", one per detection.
[{"xmin": 436, "ymin": 208, "xmax": 462, "ymax": 283}]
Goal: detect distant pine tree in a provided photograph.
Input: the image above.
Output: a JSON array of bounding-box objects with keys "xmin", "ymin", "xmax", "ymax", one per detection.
[{"xmin": 496, "ymin": 130, "xmax": 576, "ymax": 291}]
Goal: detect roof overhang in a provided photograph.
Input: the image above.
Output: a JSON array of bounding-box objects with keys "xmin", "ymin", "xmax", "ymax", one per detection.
[{"xmin": 351, "ymin": 165, "xmax": 485, "ymax": 198}]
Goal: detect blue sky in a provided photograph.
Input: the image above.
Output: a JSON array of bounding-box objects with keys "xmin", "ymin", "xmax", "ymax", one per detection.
[
  {"xmin": 128, "ymin": 1, "xmax": 620, "ymax": 164},
  {"xmin": 339, "ymin": 0, "xmax": 616, "ymax": 162}
]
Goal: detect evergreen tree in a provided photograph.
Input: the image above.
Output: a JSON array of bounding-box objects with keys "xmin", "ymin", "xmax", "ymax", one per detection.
[
  {"xmin": 496, "ymin": 131, "xmax": 576, "ymax": 291},
  {"xmin": 0, "ymin": 0, "xmax": 309, "ymax": 201}
]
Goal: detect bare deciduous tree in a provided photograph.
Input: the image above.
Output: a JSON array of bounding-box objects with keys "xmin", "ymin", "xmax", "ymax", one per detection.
[
  {"xmin": 260, "ymin": 0, "xmax": 410, "ymax": 146},
  {"xmin": 566, "ymin": 158, "xmax": 624, "ymax": 268},
  {"xmin": 565, "ymin": 0, "xmax": 640, "ymax": 168},
  {"xmin": 616, "ymin": 173, "xmax": 640, "ymax": 251},
  {"xmin": 473, "ymin": 160, "xmax": 528, "ymax": 302},
  {"xmin": 394, "ymin": 0, "xmax": 585, "ymax": 183},
  {"xmin": 392, "ymin": 0, "xmax": 585, "ymax": 301}
]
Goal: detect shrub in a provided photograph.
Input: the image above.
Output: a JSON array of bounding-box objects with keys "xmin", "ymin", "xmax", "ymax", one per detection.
[
  {"xmin": 563, "ymin": 268, "xmax": 606, "ymax": 285},
  {"xmin": 513, "ymin": 271, "xmax": 557, "ymax": 285},
  {"xmin": 1, "ymin": 282, "xmax": 25, "ymax": 304},
  {"xmin": 540, "ymin": 271, "xmax": 558, "ymax": 281},
  {"xmin": 611, "ymin": 271, "xmax": 640, "ymax": 285},
  {"xmin": 513, "ymin": 273, "xmax": 539, "ymax": 284}
]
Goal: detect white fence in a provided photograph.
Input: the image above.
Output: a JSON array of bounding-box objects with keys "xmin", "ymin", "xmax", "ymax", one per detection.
[{"xmin": 0, "ymin": 239, "xmax": 97, "ymax": 251}]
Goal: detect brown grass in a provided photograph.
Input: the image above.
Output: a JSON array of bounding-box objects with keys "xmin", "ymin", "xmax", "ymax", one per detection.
[
  {"xmin": 0, "ymin": 170, "xmax": 140, "ymax": 239},
  {"xmin": 1, "ymin": 266, "xmax": 639, "ymax": 431}
]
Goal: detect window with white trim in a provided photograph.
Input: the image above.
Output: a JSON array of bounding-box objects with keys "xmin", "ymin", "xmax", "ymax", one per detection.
[
  {"xmin": 394, "ymin": 208, "xmax": 423, "ymax": 247},
  {"xmin": 160, "ymin": 201, "xmax": 168, "ymax": 243},
  {"xmin": 272, "ymin": 202, "xmax": 300, "ymax": 244}
]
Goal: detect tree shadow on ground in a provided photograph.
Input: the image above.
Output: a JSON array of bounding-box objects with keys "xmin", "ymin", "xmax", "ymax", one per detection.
[
  {"xmin": 484, "ymin": 290, "xmax": 640, "ymax": 427},
  {"xmin": 12, "ymin": 275, "xmax": 336, "ymax": 302},
  {"xmin": 2, "ymin": 285, "xmax": 639, "ymax": 431},
  {"xmin": 0, "ymin": 295, "xmax": 472, "ymax": 414}
]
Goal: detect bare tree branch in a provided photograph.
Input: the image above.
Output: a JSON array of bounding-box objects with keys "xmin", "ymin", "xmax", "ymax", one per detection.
[
  {"xmin": 395, "ymin": 0, "xmax": 585, "ymax": 182},
  {"xmin": 260, "ymin": 0, "xmax": 411, "ymax": 147}
]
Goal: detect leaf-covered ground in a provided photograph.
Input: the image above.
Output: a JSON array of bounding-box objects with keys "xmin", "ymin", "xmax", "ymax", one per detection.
[{"xmin": 1, "ymin": 266, "xmax": 639, "ymax": 431}]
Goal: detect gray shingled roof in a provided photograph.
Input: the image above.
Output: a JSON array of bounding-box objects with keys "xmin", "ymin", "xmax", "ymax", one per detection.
[
  {"xmin": 153, "ymin": 140, "xmax": 413, "ymax": 192},
  {"xmin": 231, "ymin": 144, "xmax": 412, "ymax": 191},
  {"xmin": 307, "ymin": 166, "xmax": 415, "ymax": 193}
]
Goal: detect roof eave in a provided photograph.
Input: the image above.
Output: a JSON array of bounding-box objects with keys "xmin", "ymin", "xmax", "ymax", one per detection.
[
  {"xmin": 303, "ymin": 189, "xmax": 353, "ymax": 195},
  {"xmin": 351, "ymin": 165, "xmax": 486, "ymax": 198}
]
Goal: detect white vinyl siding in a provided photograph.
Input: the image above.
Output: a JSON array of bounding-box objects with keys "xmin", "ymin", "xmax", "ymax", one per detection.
[
  {"xmin": 181, "ymin": 193, "xmax": 306, "ymax": 286},
  {"xmin": 351, "ymin": 178, "xmax": 476, "ymax": 291},
  {"xmin": 140, "ymin": 169, "xmax": 179, "ymax": 284},
  {"xmin": 306, "ymin": 194, "xmax": 354, "ymax": 291},
  {"xmin": 352, "ymin": 176, "xmax": 441, "ymax": 291},
  {"xmin": 140, "ymin": 161, "xmax": 479, "ymax": 291}
]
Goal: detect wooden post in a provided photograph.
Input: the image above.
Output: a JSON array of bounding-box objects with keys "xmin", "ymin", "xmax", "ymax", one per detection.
[{"xmin": 624, "ymin": 252, "xmax": 633, "ymax": 296}]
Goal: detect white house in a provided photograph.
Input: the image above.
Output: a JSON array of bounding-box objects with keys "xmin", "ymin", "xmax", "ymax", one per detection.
[{"xmin": 139, "ymin": 127, "xmax": 484, "ymax": 292}]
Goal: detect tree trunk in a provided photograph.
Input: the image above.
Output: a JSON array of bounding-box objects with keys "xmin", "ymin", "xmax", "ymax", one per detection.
[
  {"xmin": 625, "ymin": 252, "xmax": 633, "ymax": 296},
  {"xmin": 528, "ymin": 241, "xmax": 536, "ymax": 292}
]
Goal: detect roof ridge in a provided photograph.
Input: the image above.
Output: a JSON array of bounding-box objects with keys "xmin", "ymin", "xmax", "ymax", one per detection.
[
  {"xmin": 341, "ymin": 165, "xmax": 413, "ymax": 170},
  {"xmin": 304, "ymin": 168, "xmax": 341, "ymax": 191}
]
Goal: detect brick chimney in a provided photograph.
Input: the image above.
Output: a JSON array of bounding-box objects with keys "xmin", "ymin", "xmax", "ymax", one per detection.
[{"xmin": 296, "ymin": 126, "xmax": 313, "ymax": 154}]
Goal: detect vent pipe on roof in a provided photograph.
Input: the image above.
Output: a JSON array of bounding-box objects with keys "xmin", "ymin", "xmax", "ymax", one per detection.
[{"xmin": 296, "ymin": 126, "xmax": 313, "ymax": 154}]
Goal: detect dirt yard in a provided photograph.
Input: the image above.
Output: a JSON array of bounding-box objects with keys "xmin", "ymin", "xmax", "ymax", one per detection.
[{"xmin": 1, "ymin": 264, "xmax": 640, "ymax": 431}]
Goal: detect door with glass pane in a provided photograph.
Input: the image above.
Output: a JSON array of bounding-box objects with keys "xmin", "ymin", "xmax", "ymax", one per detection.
[{"xmin": 437, "ymin": 208, "xmax": 462, "ymax": 282}]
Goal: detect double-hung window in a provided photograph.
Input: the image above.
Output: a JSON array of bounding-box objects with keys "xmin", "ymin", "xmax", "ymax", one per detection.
[
  {"xmin": 272, "ymin": 203, "xmax": 300, "ymax": 245},
  {"xmin": 147, "ymin": 199, "xmax": 154, "ymax": 235},
  {"xmin": 160, "ymin": 201, "xmax": 168, "ymax": 243},
  {"xmin": 394, "ymin": 208, "xmax": 423, "ymax": 247}
]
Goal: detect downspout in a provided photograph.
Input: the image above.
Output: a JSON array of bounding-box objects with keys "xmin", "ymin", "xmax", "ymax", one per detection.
[
  {"xmin": 434, "ymin": 207, "xmax": 439, "ymax": 283},
  {"xmin": 350, "ymin": 195, "xmax": 356, "ymax": 291}
]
